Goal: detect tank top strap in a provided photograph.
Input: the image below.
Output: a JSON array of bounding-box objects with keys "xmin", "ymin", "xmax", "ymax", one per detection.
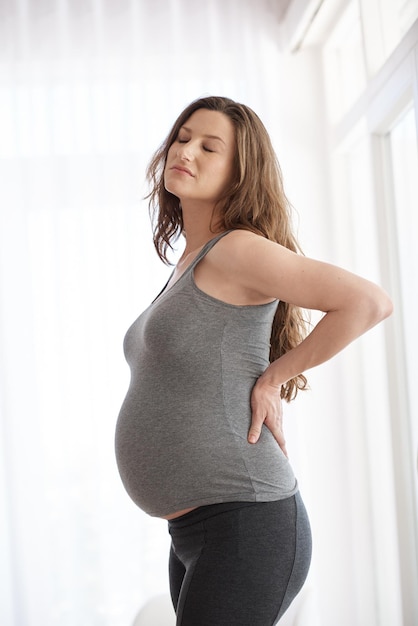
[
  {"xmin": 188, "ymin": 230, "xmax": 234, "ymax": 270},
  {"xmin": 153, "ymin": 230, "xmax": 234, "ymax": 303}
]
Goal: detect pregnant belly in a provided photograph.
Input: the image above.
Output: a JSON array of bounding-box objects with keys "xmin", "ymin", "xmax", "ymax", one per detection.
[
  {"xmin": 114, "ymin": 402, "xmax": 258, "ymax": 517},
  {"xmin": 115, "ymin": 396, "xmax": 296, "ymax": 518}
]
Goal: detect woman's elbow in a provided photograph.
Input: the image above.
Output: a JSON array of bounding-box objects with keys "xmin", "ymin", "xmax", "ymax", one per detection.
[{"xmin": 367, "ymin": 286, "xmax": 393, "ymax": 326}]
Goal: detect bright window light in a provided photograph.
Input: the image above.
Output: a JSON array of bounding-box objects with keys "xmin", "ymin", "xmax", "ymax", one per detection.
[
  {"xmin": 323, "ymin": 0, "xmax": 367, "ymax": 123},
  {"xmin": 388, "ymin": 104, "xmax": 418, "ymax": 458},
  {"xmin": 361, "ymin": 0, "xmax": 418, "ymax": 76}
]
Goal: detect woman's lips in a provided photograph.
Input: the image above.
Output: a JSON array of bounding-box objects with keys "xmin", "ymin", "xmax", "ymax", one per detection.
[{"xmin": 171, "ymin": 165, "xmax": 194, "ymax": 177}]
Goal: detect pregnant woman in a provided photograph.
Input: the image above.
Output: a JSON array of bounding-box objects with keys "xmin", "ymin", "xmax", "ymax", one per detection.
[{"xmin": 115, "ymin": 96, "xmax": 392, "ymax": 625}]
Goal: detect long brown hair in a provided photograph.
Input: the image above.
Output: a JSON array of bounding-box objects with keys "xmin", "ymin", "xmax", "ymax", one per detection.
[{"xmin": 146, "ymin": 96, "xmax": 308, "ymax": 401}]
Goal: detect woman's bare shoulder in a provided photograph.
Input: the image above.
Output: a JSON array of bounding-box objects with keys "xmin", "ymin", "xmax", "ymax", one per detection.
[
  {"xmin": 213, "ymin": 229, "xmax": 288, "ymax": 266},
  {"xmin": 217, "ymin": 229, "xmax": 281, "ymax": 252}
]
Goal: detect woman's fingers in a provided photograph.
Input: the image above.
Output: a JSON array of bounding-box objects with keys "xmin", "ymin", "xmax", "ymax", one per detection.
[{"xmin": 249, "ymin": 383, "xmax": 288, "ymax": 456}]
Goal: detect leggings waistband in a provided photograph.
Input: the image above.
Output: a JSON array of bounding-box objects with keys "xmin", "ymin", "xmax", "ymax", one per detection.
[{"xmin": 168, "ymin": 496, "xmax": 296, "ymax": 529}]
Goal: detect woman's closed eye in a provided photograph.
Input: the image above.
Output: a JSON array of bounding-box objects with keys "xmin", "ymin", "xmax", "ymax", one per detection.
[{"xmin": 177, "ymin": 137, "xmax": 215, "ymax": 153}]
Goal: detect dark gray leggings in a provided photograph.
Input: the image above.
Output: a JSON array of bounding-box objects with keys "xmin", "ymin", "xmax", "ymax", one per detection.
[{"xmin": 168, "ymin": 492, "xmax": 312, "ymax": 625}]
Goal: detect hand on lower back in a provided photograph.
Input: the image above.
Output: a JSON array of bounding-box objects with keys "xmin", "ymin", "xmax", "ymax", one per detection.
[{"xmin": 249, "ymin": 379, "xmax": 288, "ymax": 457}]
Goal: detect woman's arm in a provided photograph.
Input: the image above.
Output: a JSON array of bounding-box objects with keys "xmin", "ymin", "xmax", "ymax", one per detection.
[{"xmin": 213, "ymin": 231, "xmax": 393, "ymax": 447}]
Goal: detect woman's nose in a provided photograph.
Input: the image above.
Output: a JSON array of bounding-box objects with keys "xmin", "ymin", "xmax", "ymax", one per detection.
[{"xmin": 177, "ymin": 143, "xmax": 193, "ymax": 161}]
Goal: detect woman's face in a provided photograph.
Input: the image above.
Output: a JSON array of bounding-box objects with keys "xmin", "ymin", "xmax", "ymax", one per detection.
[{"xmin": 164, "ymin": 109, "xmax": 236, "ymax": 211}]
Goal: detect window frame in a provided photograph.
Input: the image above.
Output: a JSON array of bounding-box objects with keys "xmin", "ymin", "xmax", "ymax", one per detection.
[{"xmin": 327, "ymin": 16, "xmax": 418, "ymax": 625}]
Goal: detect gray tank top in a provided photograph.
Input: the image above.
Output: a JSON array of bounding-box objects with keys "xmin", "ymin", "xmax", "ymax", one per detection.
[{"xmin": 115, "ymin": 231, "xmax": 298, "ymax": 517}]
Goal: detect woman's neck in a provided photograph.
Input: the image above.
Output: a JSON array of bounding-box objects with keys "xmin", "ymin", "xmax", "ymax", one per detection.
[{"xmin": 181, "ymin": 216, "xmax": 224, "ymax": 255}]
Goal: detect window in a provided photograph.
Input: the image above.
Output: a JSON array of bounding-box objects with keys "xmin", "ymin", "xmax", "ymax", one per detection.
[
  {"xmin": 361, "ymin": 0, "xmax": 418, "ymax": 76},
  {"xmin": 387, "ymin": 103, "xmax": 418, "ymax": 521},
  {"xmin": 323, "ymin": 0, "xmax": 366, "ymax": 122},
  {"xmin": 320, "ymin": 2, "xmax": 418, "ymax": 623}
]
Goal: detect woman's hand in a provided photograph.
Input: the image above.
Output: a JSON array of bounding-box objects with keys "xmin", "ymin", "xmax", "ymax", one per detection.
[{"xmin": 248, "ymin": 377, "xmax": 288, "ymax": 457}]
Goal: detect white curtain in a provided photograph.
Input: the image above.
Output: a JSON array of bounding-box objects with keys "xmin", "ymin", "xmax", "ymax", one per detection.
[{"xmin": 0, "ymin": 1, "xmax": 296, "ymax": 625}]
